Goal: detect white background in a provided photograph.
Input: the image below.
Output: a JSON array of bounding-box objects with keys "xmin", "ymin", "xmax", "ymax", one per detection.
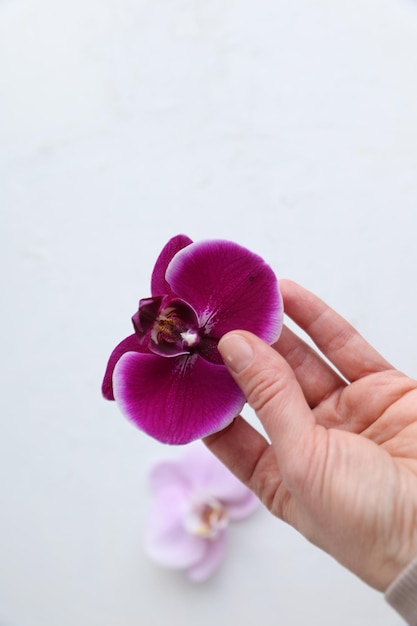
[{"xmin": 1, "ymin": 0, "xmax": 417, "ymax": 624}]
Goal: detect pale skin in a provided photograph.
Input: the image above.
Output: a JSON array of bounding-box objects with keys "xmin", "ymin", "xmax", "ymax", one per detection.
[{"xmin": 204, "ymin": 280, "xmax": 417, "ymax": 592}]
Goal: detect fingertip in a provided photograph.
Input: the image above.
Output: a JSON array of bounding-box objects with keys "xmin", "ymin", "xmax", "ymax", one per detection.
[
  {"xmin": 218, "ymin": 332, "xmax": 255, "ymax": 374},
  {"xmin": 278, "ymin": 278, "xmax": 302, "ymax": 301}
]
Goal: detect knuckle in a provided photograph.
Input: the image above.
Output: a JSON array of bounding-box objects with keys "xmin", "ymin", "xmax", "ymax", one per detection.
[{"xmin": 243, "ymin": 363, "xmax": 290, "ymax": 416}]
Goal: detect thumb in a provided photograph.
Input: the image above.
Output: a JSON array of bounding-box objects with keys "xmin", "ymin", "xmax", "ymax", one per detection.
[{"xmin": 218, "ymin": 330, "xmax": 318, "ymax": 486}]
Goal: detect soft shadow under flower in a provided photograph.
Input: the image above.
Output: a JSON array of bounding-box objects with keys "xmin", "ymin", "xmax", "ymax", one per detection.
[{"xmin": 144, "ymin": 443, "xmax": 260, "ymax": 582}]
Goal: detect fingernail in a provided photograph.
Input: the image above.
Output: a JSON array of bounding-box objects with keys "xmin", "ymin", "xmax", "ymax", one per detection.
[{"xmin": 218, "ymin": 334, "xmax": 254, "ymax": 374}]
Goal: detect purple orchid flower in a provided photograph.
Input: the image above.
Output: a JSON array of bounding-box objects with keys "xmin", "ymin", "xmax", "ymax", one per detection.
[
  {"xmin": 144, "ymin": 443, "xmax": 260, "ymax": 582},
  {"xmin": 102, "ymin": 234, "xmax": 282, "ymax": 444}
]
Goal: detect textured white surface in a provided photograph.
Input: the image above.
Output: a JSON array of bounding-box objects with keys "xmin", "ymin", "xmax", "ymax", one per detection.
[{"xmin": 1, "ymin": 0, "xmax": 417, "ymax": 624}]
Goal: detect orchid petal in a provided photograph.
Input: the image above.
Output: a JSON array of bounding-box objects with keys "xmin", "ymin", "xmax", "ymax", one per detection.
[
  {"xmin": 132, "ymin": 296, "xmax": 163, "ymax": 337},
  {"xmin": 148, "ymin": 460, "xmax": 190, "ymax": 492},
  {"xmin": 165, "ymin": 239, "xmax": 282, "ymax": 344},
  {"xmin": 179, "ymin": 446, "xmax": 256, "ymax": 500},
  {"xmin": 144, "ymin": 485, "xmax": 205, "ymax": 568},
  {"xmin": 112, "ymin": 352, "xmax": 245, "ymax": 444},
  {"xmin": 149, "ymin": 445, "xmax": 259, "ymax": 519},
  {"xmin": 151, "ymin": 234, "xmax": 193, "ymax": 297},
  {"xmin": 226, "ymin": 491, "xmax": 260, "ymax": 521},
  {"xmin": 148, "ymin": 445, "xmax": 236, "ymax": 493},
  {"xmin": 186, "ymin": 531, "xmax": 227, "ymax": 582},
  {"xmin": 172, "ymin": 444, "xmax": 220, "ymax": 488},
  {"xmin": 173, "ymin": 445, "xmax": 260, "ymax": 518},
  {"xmin": 101, "ymin": 334, "xmax": 147, "ymax": 400}
]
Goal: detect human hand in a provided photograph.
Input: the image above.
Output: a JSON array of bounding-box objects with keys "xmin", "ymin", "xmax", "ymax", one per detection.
[{"xmin": 204, "ymin": 280, "xmax": 417, "ymax": 591}]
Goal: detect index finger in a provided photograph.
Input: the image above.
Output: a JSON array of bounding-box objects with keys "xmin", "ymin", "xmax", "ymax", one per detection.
[
  {"xmin": 279, "ymin": 280, "xmax": 393, "ymax": 382},
  {"xmin": 275, "ymin": 324, "xmax": 346, "ymax": 408}
]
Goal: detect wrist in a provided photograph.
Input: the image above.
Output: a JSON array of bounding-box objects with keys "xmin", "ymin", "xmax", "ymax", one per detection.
[
  {"xmin": 385, "ymin": 557, "xmax": 417, "ymax": 624},
  {"xmin": 378, "ymin": 539, "xmax": 417, "ymax": 592}
]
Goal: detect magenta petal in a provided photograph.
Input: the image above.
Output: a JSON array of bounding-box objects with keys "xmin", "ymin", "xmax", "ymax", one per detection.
[
  {"xmin": 101, "ymin": 334, "xmax": 148, "ymax": 400},
  {"xmin": 132, "ymin": 296, "xmax": 163, "ymax": 336},
  {"xmin": 151, "ymin": 234, "xmax": 193, "ymax": 297},
  {"xmin": 165, "ymin": 240, "xmax": 282, "ymax": 344},
  {"xmin": 112, "ymin": 353, "xmax": 245, "ymax": 444},
  {"xmin": 186, "ymin": 531, "xmax": 227, "ymax": 582}
]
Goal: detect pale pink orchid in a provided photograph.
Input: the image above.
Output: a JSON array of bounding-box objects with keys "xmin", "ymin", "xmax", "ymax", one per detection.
[{"xmin": 144, "ymin": 443, "xmax": 260, "ymax": 581}]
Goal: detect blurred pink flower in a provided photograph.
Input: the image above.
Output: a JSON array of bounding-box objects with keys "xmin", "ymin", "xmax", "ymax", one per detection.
[{"xmin": 144, "ymin": 443, "xmax": 259, "ymax": 581}]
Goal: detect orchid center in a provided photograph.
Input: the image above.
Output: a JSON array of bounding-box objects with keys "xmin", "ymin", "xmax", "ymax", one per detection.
[
  {"xmin": 184, "ymin": 496, "xmax": 229, "ymax": 539},
  {"xmin": 151, "ymin": 304, "xmax": 200, "ymax": 352},
  {"xmin": 133, "ymin": 297, "xmax": 202, "ymax": 357},
  {"xmin": 180, "ymin": 328, "xmax": 200, "ymax": 347}
]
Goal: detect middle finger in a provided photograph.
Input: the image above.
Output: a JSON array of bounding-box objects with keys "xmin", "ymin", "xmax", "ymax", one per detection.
[{"xmin": 275, "ymin": 325, "xmax": 347, "ymax": 408}]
